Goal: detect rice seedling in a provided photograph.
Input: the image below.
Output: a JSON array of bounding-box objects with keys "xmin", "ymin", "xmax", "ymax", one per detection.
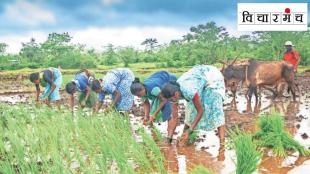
[
  {"xmin": 188, "ymin": 130, "xmax": 198, "ymax": 144},
  {"xmin": 229, "ymin": 129, "xmax": 261, "ymax": 174},
  {"xmin": 177, "ymin": 130, "xmax": 198, "ymax": 145},
  {"xmin": 152, "ymin": 126, "xmax": 164, "ymax": 142},
  {"xmin": 189, "ymin": 165, "xmax": 213, "ymax": 174},
  {"xmin": 254, "ymin": 112, "xmax": 310, "ymax": 157},
  {"xmin": 137, "ymin": 128, "xmax": 167, "ymax": 174},
  {"xmin": 0, "ymin": 103, "xmax": 167, "ymax": 173}
]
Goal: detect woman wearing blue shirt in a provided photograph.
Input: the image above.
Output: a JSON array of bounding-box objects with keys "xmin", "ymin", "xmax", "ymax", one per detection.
[
  {"xmin": 130, "ymin": 71, "xmax": 178, "ymax": 143},
  {"xmin": 65, "ymin": 69, "xmax": 97, "ymax": 111}
]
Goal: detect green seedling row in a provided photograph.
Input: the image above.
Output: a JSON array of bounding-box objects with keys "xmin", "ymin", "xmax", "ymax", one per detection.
[{"xmin": 0, "ymin": 104, "xmax": 167, "ymax": 173}]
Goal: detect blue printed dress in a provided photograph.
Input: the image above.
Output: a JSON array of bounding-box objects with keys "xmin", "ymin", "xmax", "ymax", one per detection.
[
  {"xmin": 177, "ymin": 65, "xmax": 225, "ymax": 131},
  {"xmin": 99, "ymin": 68, "xmax": 135, "ymax": 111},
  {"xmin": 142, "ymin": 71, "xmax": 177, "ymax": 121}
]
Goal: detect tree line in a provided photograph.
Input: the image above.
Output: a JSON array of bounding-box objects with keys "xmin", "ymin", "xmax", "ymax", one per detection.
[{"xmin": 0, "ymin": 22, "xmax": 309, "ymax": 70}]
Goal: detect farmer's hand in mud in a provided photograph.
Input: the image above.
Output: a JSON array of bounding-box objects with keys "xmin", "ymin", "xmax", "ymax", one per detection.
[
  {"xmin": 178, "ymin": 133, "xmax": 189, "ymax": 147},
  {"xmin": 143, "ymin": 117, "xmax": 149, "ymax": 125},
  {"xmin": 178, "ymin": 132, "xmax": 189, "ymax": 147},
  {"xmin": 80, "ymin": 100, "xmax": 86, "ymax": 107},
  {"xmin": 177, "ymin": 127, "xmax": 193, "ymax": 147},
  {"xmin": 105, "ymin": 105, "xmax": 115, "ymax": 113},
  {"xmin": 44, "ymin": 98, "xmax": 49, "ymax": 104},
  {"xmin": 148, "ymin": 116, "xmax": 156, "ymax": 126}
]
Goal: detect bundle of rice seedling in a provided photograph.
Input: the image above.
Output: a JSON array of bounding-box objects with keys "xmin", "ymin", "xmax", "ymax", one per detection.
[
  {"xmin": 188, "ymin": 130, "xmax": 198, "ymax": 144},
  {"xmin": 230, "ymin": 130, "xmax": 261, "ymax": 174},
  {"xmin": 254, "ymin": 112, "xmax": 310, "ymax": 157}
]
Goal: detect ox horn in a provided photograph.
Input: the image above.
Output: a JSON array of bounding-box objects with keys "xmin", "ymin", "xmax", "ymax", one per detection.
[
  {"xmin": 230, "ymin": 56, "xmax": 238, "ymax": 65},
  {"xmin": 219, "ymin": 60, "xmax": 227, "ymax": 73}
]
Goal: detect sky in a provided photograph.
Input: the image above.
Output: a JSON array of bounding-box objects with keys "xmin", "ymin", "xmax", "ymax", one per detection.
[{"xmin": 0, "ymin": 0, "xmax": 308, "ymax": 53}]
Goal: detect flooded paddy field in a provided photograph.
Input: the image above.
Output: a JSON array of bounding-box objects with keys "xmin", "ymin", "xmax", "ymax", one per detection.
[{"xmin": 1, "ymin": 74, "xmax": 310, "ymax": 174}]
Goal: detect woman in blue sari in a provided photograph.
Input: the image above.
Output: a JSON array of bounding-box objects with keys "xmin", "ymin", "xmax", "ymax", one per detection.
[{"xmin": 29, "ymin": 67, "xmax": 62, "ymax": 109}]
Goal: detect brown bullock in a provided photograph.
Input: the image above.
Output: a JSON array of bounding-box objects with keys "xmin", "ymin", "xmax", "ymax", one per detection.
[{"xmin": 221, "ymin": 59, "xmax": 297, "ymax": 101}]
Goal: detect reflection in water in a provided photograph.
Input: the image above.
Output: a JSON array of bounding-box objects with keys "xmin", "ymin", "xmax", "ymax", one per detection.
[
  {"xmin": 159, "ymin": 143, "xmax": 225, "ymax": 174},
  {"xmin": 245, "ymin": 99, "xmax": 262, "ymax": 114},
  {"xmin": 160, "ymin": 143, "xmax": 179, "ymax": 172},
  {"xmin": 1, "ymin": 91, "xmax": 310, "ymax": 173},
  {"xmin": 285, "ymin": 101, "xmax": 299, "ymax": 135},
  {"xmin": 226, "ymin": 95, "xmax": 310, "ymax": 174},
  {"xmin": 158, "ymin": 94, "xmax": 310, "ymax": 174}
]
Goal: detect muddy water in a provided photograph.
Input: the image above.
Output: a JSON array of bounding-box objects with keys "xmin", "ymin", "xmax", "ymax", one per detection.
[
  {"xmin": 1, "ymin": 76, "xmax": 310, "ymax": 174},
  {"xmin": 224, "ymin": 94, "xmax": 310, "ymax": 174},
  {"xmin": 131, "ymin": 76, "xmax": 310, "ymax": 174},
  {"xmin": 128, "ymin": 89, "xmax": 310, "ymax": 174},
  {"xmin": 0, "ymin": 93, "xmax": 32, "ymax": 104}
]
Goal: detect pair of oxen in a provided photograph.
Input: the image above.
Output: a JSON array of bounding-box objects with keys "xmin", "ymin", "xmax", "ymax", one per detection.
[{"xmin": 221, "ymin": 58, "xmax": 299, "ymax": 102}]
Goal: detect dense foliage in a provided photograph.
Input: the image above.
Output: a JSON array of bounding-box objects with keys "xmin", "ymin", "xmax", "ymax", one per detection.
[{"xmin": 1, "ymin": 22, "xmax": 310, "ymax": 70}]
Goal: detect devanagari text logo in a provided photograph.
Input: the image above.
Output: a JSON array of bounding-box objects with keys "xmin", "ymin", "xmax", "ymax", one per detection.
[{"xmin": 238, "ymin": 3, "xmax": 308, "ymax": 31}]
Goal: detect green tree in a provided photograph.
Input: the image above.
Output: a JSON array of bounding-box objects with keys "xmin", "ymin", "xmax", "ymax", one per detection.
[
  {"xmin": 20, "ymin": 38, "xmax": 42, "ymax": 62},
  {"xmin": 252, "ymin": 31, "xmax": 309, "ymax": 61},
  {"xmin": 102, "ymin": 44, "xmax": 118, "ymax": 65},
  {"xmin": 182, "ymin": 33, "xmax": 194, "ymax": 43},
  {"xmin": 141, "ymin": 38, "xmax": 158, "ymax": 52},
  {"xmin": 117, "ymin": 47, "xmax": 137, "ymax": 67},
  {"xmin": 0, "ymin": 43, "xmax": 8, "ymax": 55},
  {"xmin": 41, "ymin": 32, "xmax": 73, "ymax": 60},
  {"xmin": 187, "ymin": 22, "xmax": 228, "ymax": 64}
]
